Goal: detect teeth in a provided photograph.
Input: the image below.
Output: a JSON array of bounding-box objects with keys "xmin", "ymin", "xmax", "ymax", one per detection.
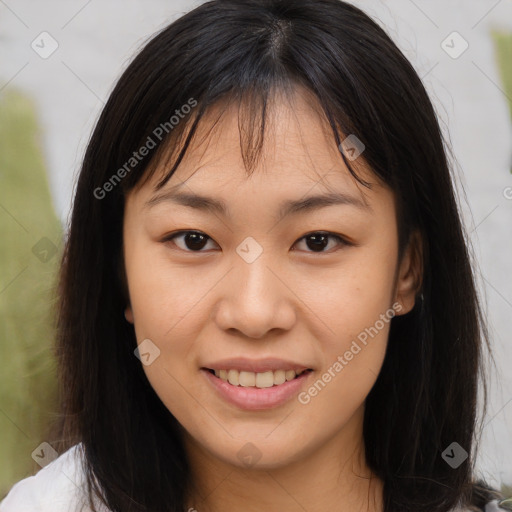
[
  {"xmin": 285, "ymin": 370, "xmax": 296, "ymax": 381},
  {"xmin": 212, "ymin": 368, "xmax": 308, "ymax": 388},
  {"xmin": 227, "ymin": 369, "xmax": 239, "ymax": 386},
  {"xmin": 273, "ymin": 369, "xmax": 286, "ymax": 385},
  {"xmin": 255, "ymin": 371, "xmax": 274, "ymax": 388}
]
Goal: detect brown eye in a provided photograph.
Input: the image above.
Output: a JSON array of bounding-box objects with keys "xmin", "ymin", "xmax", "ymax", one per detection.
[
  {"xmin": 293, "ymin": 232, "xmax": 350, "ymax": 253},
  {"xmin": 163, "ymin": 231, "xmax": 218, "ymax": 252},
  {"xmin": 162, "ymin": 230, "xmax": 350, "ymax": 254}
]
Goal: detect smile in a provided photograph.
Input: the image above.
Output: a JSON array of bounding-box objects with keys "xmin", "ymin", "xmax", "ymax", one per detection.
[
  {"xmin": 201, "ymin": 368, "xmax": 314, "ymax": 410},
  {"xmin": 208, "ymin": 368, "xmax": 311, "ymax": 388}
]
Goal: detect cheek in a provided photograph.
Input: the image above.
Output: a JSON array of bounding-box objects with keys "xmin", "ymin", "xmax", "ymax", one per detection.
[
  {"xmin": 124, "ymin": 257, "xmax": 202, "ymax": 414},
  {"xmin": 296, "ymin": 237, "xmax": 397, "ymax": 402},
  {"xmin": 297, "ymin": 267, "xmax": 394, "ymax": 420},
  {"xmin": 301, "ymin": 244, "xmax": 397, "ymax": 340},
  {"xmin": 124, "ymin": 239, "xmax": 212, "ymax": 339}
]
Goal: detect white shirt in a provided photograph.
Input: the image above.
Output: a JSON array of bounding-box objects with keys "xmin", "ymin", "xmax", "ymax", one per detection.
[
  {"xmin": 0, "ymin": 444, "xmax": 109, "ymax": 512},
  {"xmin": 0, "ymin": 444, "xmax": 507, "ymax": 512}
]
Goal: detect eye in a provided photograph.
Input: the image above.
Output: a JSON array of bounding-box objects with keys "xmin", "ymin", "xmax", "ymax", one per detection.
[
  {"xmin": 163, "ymin": 231, "xmax": 218, "ymax": 252},
  {"xmin": 293, "ymin": 231, "xmax": 351, "ymax": 253},
  {"xmin": 162, "ymin": 230, "xmax": 351, "ymax": 254}
]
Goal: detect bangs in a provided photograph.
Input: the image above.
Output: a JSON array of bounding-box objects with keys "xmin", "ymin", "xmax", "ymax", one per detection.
[{"xmin": 124, "ymin": 79, "xmax": 374, "ymax": 200}]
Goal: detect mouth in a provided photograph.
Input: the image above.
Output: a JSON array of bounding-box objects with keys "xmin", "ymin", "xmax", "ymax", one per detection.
[
  {"xmin": 202, "ymin": 367, "xmax": 314, "ymax": 388},
  {"xmin": 201, "ymin": 366, "xmax": 314, "ymax": 410}
]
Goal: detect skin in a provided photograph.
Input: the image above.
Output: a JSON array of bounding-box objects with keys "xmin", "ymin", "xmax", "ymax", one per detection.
[{"xmin": 123, "ymin": 86, "xmax": 421, "ymax": 512}]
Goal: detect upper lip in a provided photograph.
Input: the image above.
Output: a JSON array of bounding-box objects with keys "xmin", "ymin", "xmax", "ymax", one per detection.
[{"xmin": 202, "ymin": 357, "xmax": 313, "ymax": 374}]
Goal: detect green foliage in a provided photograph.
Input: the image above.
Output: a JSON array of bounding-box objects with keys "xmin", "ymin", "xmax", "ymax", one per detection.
[
  {"xmin": 0, "ymin": 89, "xmax": 62, "ymax": 498},
  {"xmin": 492, "ymin": 30, "xmax": 512, "ymax": 120}
]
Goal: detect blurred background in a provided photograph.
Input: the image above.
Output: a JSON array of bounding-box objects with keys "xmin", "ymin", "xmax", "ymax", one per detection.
[{"xmin": 0, "ymin": 0, "xmax": 511, "ymax": 500}]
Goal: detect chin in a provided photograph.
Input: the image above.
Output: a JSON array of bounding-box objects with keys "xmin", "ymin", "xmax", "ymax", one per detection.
[{"xmin": 202, "ymin": 435, "xmax": 310, "ymax": 470}]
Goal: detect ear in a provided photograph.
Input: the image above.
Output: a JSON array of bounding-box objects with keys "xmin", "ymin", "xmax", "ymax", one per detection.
[
  {"xmin": 393, "ymin": 230, "xmax": 423, "ymax": 315},
  {"xmin": 124, "ymin": 306, "xmax": 134, "ymax": 324}
]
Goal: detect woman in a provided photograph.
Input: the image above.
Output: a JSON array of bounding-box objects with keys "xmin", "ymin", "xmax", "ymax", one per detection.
[{"xmin": 1, "ymin": 1, "xmax": 510, "ymax": 511}]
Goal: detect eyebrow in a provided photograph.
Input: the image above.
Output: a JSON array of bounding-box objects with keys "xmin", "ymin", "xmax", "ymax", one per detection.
[{"xmin": 143, "ymin": 188, "xmax": 372, "ymax": 219}]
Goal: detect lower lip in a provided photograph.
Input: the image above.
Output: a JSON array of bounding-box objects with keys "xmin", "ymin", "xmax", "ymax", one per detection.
[{"xmin": 201, "ymin": 369, "xmax": 313, "ymax": 411}]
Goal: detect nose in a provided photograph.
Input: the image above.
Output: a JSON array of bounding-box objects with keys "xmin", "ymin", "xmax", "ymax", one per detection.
[{"xmin": 213, "ymin": 256, "xmax": 297, "ymax": 339}]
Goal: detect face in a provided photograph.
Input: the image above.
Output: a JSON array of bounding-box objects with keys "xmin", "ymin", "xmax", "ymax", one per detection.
[{"xmin": 122, "ymin": 87, "xmax": 419, "ymax": 472}]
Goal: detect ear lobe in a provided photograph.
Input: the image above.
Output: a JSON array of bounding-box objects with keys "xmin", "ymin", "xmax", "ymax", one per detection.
[
  {"xmin": 394, "ymin": 230, "xmax": 423, "ymax": 315},
  {"xmin": 124, "ymin": 306, "xmax": 134, "ymax": 324}
]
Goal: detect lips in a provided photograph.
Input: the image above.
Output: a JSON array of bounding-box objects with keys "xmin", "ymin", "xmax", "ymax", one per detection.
[
  {"xmin": 200, "ymin": 357, "xmax": 314, "ymax": 409},
  {"xmin": 201, "ymin": 367, "xmax": 313, "ymax": 410}
]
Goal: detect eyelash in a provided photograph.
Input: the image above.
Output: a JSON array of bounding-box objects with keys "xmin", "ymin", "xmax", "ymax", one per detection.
[{"xmin": 161, "ymin": 230, "xmax": 352, "ymax": 254}]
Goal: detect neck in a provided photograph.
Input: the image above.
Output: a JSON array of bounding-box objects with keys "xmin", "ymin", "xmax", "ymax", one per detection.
[{"xmin": 183, "ymin": 406, "xmax": 384, "ymax": 512}]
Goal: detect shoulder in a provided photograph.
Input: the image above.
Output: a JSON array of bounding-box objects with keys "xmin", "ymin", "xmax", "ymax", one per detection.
[
  {"xmin": 455, "ymin": 499, "xmax": 512, "ymax": 512},
  {"xmin": 0, "ymin": 443, "xmax": 110, "ymax": 512},
  {"xmin": 484, "ymin": 499, "xmax": 512, "ymax": 511}
]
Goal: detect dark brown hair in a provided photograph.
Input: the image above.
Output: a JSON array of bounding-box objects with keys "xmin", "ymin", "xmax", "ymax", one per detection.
[{"xmin": 49, "ymin": 1, "xmax": 502, "ymax": 511}]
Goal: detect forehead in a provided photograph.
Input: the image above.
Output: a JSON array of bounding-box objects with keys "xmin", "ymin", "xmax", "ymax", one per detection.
[{"xmin": 132, "ymin": 86, "xmax": 384, "ymax": 207}]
